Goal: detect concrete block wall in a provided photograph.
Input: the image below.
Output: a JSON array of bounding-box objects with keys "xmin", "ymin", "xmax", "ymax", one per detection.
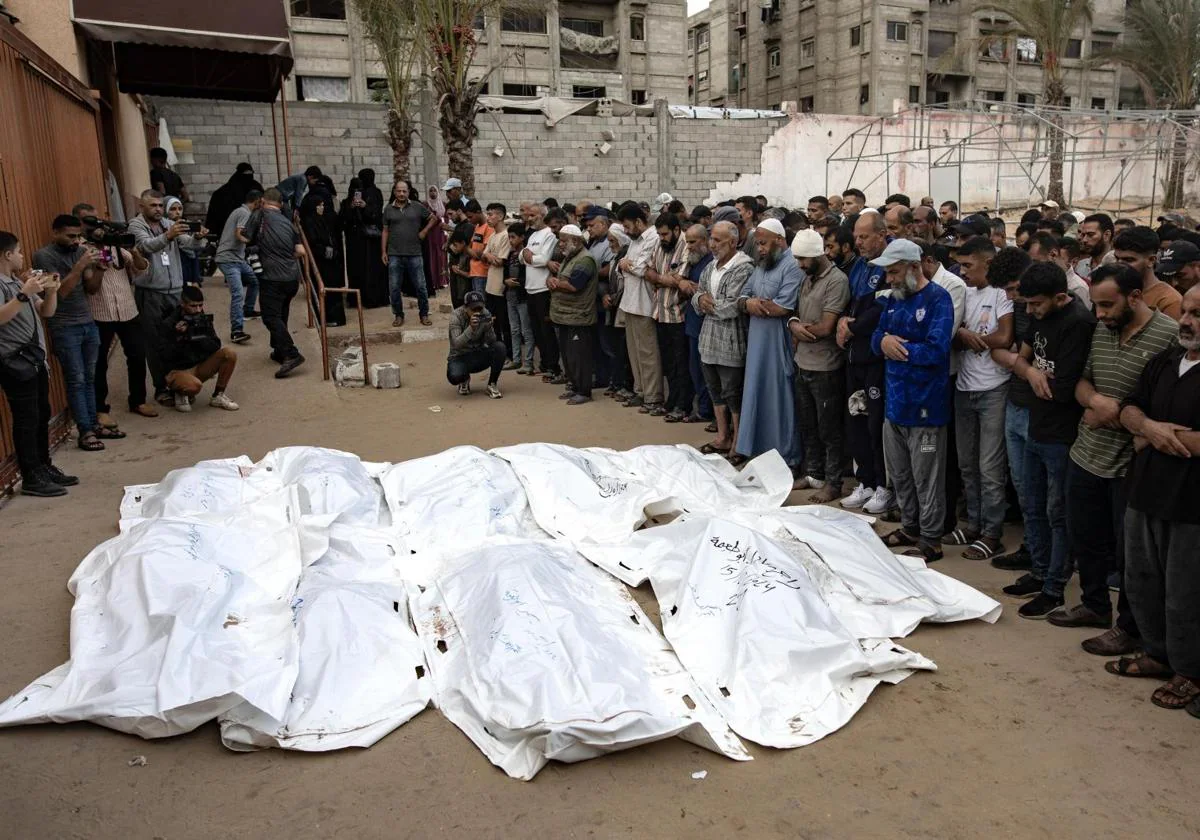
[{"xmin": 153, "ymin": 98, "xmax": 785, "ymax": 210}]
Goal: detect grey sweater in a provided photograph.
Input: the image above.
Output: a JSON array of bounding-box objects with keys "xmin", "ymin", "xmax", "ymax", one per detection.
[{"xmin": 129, "ymin": 214, "xmax": 204, "ymax": 293}]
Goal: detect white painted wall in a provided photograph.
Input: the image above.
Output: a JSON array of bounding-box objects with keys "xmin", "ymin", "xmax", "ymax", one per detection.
[{"xmin": 710, "ymin": 109, "xmax": 1199, "ymax": 214}]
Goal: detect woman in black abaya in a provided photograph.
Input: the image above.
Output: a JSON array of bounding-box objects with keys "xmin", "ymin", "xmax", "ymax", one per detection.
[{"xmin": 300, "ymin": 187, "xmax": 346, "ymax": 327}]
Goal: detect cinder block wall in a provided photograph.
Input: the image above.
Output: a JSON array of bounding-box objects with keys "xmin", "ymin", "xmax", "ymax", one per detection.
[{"xmin": 153, "ymin": 98, "xmax": 784, "ymax": 210}]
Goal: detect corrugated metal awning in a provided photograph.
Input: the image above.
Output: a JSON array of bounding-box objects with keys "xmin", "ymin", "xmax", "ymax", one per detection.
[{"xmin": 70, "ymin": 0, "xmax": 293, "ymax": 101}]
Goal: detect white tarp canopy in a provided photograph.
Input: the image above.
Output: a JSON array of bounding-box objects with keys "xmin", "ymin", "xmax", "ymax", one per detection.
[{"xmin": 0, "ymin": 445, "xmax": 1001, "ymax": 780}]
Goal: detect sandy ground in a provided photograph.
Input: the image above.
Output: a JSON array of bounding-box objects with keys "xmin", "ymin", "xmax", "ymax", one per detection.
[{"xmin": 1, "ymin": 282, "xmax": 1198, "ymax": 840}]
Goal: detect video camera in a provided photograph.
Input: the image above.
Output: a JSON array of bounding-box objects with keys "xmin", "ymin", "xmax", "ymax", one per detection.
[
  {"xmin": 81, "ymin": 216, "xmax": 136, "ymax": 249},
  {"xmin": 180, "ymin": 312, "xmax": 215, "ymax": 342}
]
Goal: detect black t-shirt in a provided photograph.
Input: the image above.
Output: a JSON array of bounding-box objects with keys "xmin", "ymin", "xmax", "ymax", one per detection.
[
  {"xmin": 151, "ymin": 166, "xmax": 185, "ymax": 199},
  {"xmin": 1007, "ymin": 300, "xmax": 1035, "ymax": 409},
  {"xmin": 1022, "ymin": 296, "xmax": 1096, "ymax": 444},
  {"xmin": 1123, "ymin": 345, "xmax": 1200, "ymax": 523},
  {"xmin": 244, "ymin": 209, "xmax": 301, "ymax": 283}
]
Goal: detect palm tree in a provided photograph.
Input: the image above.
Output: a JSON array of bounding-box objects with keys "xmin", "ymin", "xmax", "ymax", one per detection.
[
  {"xmin": 969, "ymin": 0, "xmax": 1096, "ymax": 204},
  {"xmin": 1098, "ymin": 0, "xmax": 1200, "ymax": 208},
  {"xmin": 349, "ymin": 0, "xmax": 422, "ymax": 181}
]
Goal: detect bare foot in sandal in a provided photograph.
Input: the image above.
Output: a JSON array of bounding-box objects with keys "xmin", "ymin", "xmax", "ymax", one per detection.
[
  {"xmin": 77, "ymin": 430, "xmax": 105, "ymax": 452},
  {"xmin": 1151, "ymin": 675, "xmax": 1200, "ymax": 709},
  {"xmin": 962, "ymin": 536, "xmax": 1004, "ymax": 561},
  {"xmin": 1104, "ymin": 654, "xmax": 1173, "ymax": 679}
]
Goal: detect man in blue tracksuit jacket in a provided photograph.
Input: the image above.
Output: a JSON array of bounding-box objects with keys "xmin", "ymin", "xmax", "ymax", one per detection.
[{"xmin": 869, "ymin": 239, "xmax": 955, "ymax": 561}]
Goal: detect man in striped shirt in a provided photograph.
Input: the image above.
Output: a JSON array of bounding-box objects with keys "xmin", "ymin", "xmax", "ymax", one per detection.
[
  {"xmin": 647, "ymin": 213, "xmax": 693, "ymax": 420},
  {"xmin": 1050, "ymin": 264, "xmax": 1179, "ymax": 655}
]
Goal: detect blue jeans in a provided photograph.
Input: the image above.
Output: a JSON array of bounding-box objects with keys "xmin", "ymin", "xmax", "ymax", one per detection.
[
  {"xmin": 217, "ymin": 261, "xmax": 259, "ymax": 333},
  {"xmin": 470, "ymin": 276, "xmax": 487, "ymax": 294},
  {"xmin": 955, "ymin": 385, "xmax": 1009, "ymax": 539},
  {"xmin": 50, "ymin": 322, "xmax": 100, "ymax": 433},
  {"xmin": 388, "ymin": 255, "xmax": 428, "ymax": 318},
  {"xmin": 1004, "ymin": 403, "xmax": 1030, "ymax": 514},
  {"xmin": 1023, "ymin": 439, "xmax": 1072, "ymax": 597}
]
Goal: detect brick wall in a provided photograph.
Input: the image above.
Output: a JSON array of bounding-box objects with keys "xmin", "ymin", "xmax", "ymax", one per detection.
[{"xmin": 153, "ymin": 98, "xmax": 784, "ymax": 210}]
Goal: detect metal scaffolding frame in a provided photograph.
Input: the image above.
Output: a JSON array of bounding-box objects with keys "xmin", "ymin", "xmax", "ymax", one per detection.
[{"xmin": 825, "ymin": 101, "xmax": 1200, "ymax": 218}]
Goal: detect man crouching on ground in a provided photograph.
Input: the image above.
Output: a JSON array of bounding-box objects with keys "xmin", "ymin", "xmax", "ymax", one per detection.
[
  {"xmin": 448, "ymin": 289, "xmax": 505, "ymax": 398},
  {"xmin": 161, "ymin": 285, "xmax": 239, "ymax": 412}
]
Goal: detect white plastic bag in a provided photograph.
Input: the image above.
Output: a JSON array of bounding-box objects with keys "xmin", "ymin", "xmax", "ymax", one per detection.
[
  {"xmin": 410, "ymin": 538, "xmax": 750, "ymax": 780},
  {"xmin": 256, "ymin": 447, "xmax": 385, "ymax": 526},
  {"xmin": 219, "ymin": 525, "xmax": 431, "ymax": 751},
  {"xmin": 0, "ymin": 490, "xmax": 304, "ymax": 738},
  {"xmin": 119, "ymin": 455, "xmax": 278, "ymax": 526}
]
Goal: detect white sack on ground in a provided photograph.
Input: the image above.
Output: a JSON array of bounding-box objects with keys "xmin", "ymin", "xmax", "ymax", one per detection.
[
  {"xmin": 378, "ymin": 446, "xmax": 543, "ymax": 557},
  {"xmin": 492, "ymin": 443, "xmax": 790, "ymax": 546},
  {"xmin": 644, "ymin": 517, "xmax": 935, "ymax": 749},
  {"xmin": 0, "ymin": 490, "xmax": 306, "ymax": 738},
  {"xmin": 410, "ymin": 538, "xmax": 751, "ymax": 780},
  {"xmin": 219, "ymin": 526, "xmax": 431, "ymax": 751},
  {"xmin": 119, "ymin": 455, "xmax": 279, "ymax": 525},
  {"xmin": 257, "ymin": 447, "xmax": 386, "ymax": 526}
]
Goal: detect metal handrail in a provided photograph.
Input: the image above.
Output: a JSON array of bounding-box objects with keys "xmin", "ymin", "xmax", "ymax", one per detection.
[{"xmin": 296, "ymin": 220, "xmax": 371, "ymax": 386}]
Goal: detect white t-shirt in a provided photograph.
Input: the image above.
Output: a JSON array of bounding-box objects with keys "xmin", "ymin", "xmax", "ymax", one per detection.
[
  {"xmin": 957, "ymin": 284, "xmax": 1014, "ymax": 392},
  {"xmin": 1181, "ymin": 356, "xmax": 1200, "ymax": 377},
  {"xmin": 523, "ymin": 227, "xmax": 557, "ymax": 294}
]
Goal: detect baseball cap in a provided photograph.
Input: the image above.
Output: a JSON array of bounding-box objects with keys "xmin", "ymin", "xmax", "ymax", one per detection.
[
  {"xmin": 582, "ymin": 206, "xmax": 610, "ymax": 221},
  {"xmin": 653, "ymin": 192, "xmax": 674, "ymax": 210},
  {"xmin": 952, "ymin": 215, "xmax": 991, "ymax": 239},
  {"xmin": 1040, "ymin": 199, "xmax": 1060, "ymax": 209},
  {"xmin": 1157, "ymin": 212, "xmax": 1188, "ymax": 226},
  {"xmin": 1157, "ymin": 241, "xmax": 1200, "ymax": 274},
  {"xmin": 442, "ymin": 177, "xmax": 463, "ymax": 191},
  {"xmin": 869, "ymin": 239, "xmax": 923, "ymax": 267},
  {"xmin": 790, "ymin": 229, "xmax": 824, "ymax": 258},
  {"xmin": 558, "ymin": 224, "xmax": 584, "ymax": 238},
  {"xmin": 464, "ymin": 290, "xmax": 486, "ymax": 308}
]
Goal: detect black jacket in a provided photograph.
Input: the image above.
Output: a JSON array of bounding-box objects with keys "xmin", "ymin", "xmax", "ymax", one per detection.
[{"xmin": 160, "ymin": 306, "xmax": 221, "ymax": 372}]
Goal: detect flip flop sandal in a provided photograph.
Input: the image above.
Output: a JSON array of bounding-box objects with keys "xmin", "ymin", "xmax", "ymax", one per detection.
[
  {"xmin": 648, "ymin": 406, "xmax": 668, "ymax": 417},
  {"xmin": 705, "ymin": 422, "xmax": 719, "ymax": 433},
  {"xmin": 903, "ymin": 540, "xmax": 944, "ymax": 563},
  {"xmin": 700, "ymin": 442, "xmax": 730, "ymax": 455},
  {"xmin": 78, "ymin": 432, "xmax": 105, "ymax": 452},
  {"xmin": 883, "ymin": 529, "xmax": 920, "ymax": 549},
  {"xmin": 944, "ymin": 527, "xmax": 980, "ymax": 546},
  {"xmin": 1104, "ymin": 655, "xmax": 1174, "ymax": 679},
  {"xmin": 663, "ymin": 411, "xmax": 685, "ymax": 423},
  {"xmin": 962, "ymin": 539, "xmax": 1003, "ymax": 561},
  {"xmin": 1151, "ymin": 676, "xmax": 1200, "ymax": 709},
  {"xmin": 95, "ymin": 427, "xmax": 126, "ymax": 440}
]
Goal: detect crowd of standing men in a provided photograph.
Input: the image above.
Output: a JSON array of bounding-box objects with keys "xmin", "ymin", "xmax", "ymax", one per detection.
[{"xmin": 432, "ymin": 185, "xmax": 1200, "ymax": 721}]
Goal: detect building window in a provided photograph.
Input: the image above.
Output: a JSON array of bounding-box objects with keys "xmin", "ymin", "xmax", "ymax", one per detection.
[
  {"xmin": 562, "ymin": 18, "xmax": 604, "ymax": 37},
  {"xmin": 761, "ymin": 0, "xmax": 782, "ymax": 24},
  {"xmin": 933, "ymin": 90, "xmax": 951, "ymax": 105},
  {"xmin": 472, "ymin": 12, "xmax": 484, "ymax": 30},
  {"xmin": 503, "ymin": 83, "xmax": 538, "ymax": 97},
  {"xmin": 1016, "ymin": 37, "xmax": 1038, "ymax": 63},
  {"xmin": 687, "ymin": 30, "xmax": 694, "ymax": 52},
  {"xmin": 290, "ymin": 0, "xmax": 345, "ymax": 19},
  {"xmin": 767, "ymin": 45, "xmax": 781, "ymax": 75},
  {"xmin": 909, "ymin": 85, "xmax": 920, "ymax": 103},
  {"xmin": 366, "ymin": 77, "xmax": 390, "ymax": 103},
  {"xmin": 980, "ymin": 32, "xmax": 1007, "ymax": 61},
  {"xmin": 850, "ymin": 25, "xmax": 861, "ymax": 47},
  {"xmin": 886, "ymin": 21, "xmax": 908, "ymax": 42},
  {"xmin": 1091, "ymin": 97, "xmax": 1106, "ymax": 110},
  {"xmin": 860, "ymin": 84, "xmax": 870, "ymax": 104},
  {"xmin": 1017, "ymin": 93, "xmax": 1036, "ymax": 105},
  {"xmin": 698, "ymin": 70, "xmax": 709, "ymax": 84},
  {"xmin": 501, "ymin": 11, "xmax": 547, "ymax": 33},
  {"xmin": 984, "ymin": 90, "xmax": 1005, "ymax": 103},
  {"xmin": 632, "ymin": 89, "xmax": 648, "ymax": 105},
  {"xmin": 800, "ymin": 96, "xmax": 814, "ymax": 112},
  {"xmin": 1063, "ymin": 96, "xmax": 1073, "ymax": 108},
  {"xmin": 297, "ymin": 76, "xmax": 350, "ymax": 102},
  {"xmin": 573, "ymin": 84, "xmax": 606, "ymax": 99},
  {"xmin": 927, "ymin": 30, "xmax": 956, "ymax": 58},
  {"xmin": 1066, "ymin": 38, "xmax": 1082, "ymax": 59},
  {"xmin": 630, "ymin": 14, "xmax": 645, "ymax": 41},
  {"xmin": 729, "ymin": 64, "xmax": 740, "ymax": 91},
  {"xmin": 696, "ymin": 27, "xmax": 709, "ymax": 50},
  {"xmin": 1091, "ymin": 39, "xmax": 1114, "ymax": 57},
  {"xmin": 801, "ymin": 38, "xmax": 815, "ymax": 59}
]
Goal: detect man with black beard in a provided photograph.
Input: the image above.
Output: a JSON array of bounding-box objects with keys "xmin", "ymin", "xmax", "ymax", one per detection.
[
  {"xmin": 1049, "ymin": 264, "xmax": 1178, "ymax": 655},
  {"xmin": 646, "ymin": 213, "xmax": 692, "ymax": 419},
  {"xmin": 870, "ymin": 239, "xmax": 956, "ymax": 563}
]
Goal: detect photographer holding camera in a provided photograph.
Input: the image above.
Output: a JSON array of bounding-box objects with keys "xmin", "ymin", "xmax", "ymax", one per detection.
[
  {"xmin": 72, "ymin": 203, "xmax": 156, "ymax": 426},
  {"xmin": 159, "ymin": 285, "xmax": 239, "ymax": 412},
  {"xmin": 130, "ymin": 189, "xmax": 208, "ymax": 406},
  {"xmin": 0, "ymin": 229, "xmax": 79, "ymax": 497},
  {"xmin": 447, "ymin": 290, "xmax": 506, "ymax": 398}
]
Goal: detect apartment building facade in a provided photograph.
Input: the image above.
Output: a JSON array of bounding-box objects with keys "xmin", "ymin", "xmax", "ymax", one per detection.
[
  {"xmin": 287, "ymin": 0, "xmax": 687, "ymax": 105},
  {"xmin": 688, "ymin": 0, "xmax": 1131, "ymax": 115}
]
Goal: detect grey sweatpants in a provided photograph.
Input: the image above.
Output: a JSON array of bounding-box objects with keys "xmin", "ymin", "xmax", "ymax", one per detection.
[
  {"xmin": 883, "ymin": 421, "xmax": 948, "ymax": 541},
  {"xmin": 1125, "ymin": 509, "xmax": 1200, "ymax": 678}
]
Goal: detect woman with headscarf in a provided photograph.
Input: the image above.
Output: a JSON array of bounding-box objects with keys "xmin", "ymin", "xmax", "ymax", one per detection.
[
  {"xmin": 204, "ymin": 162, "xmax": 263, "ymax": 235},
  {"xmin": 300, "ymin": 187, "xmax": 346, "ymax": 327},
  {"xmin": 423, "ymin": 184, "xmax": 449, "ymax": 293},
  {"xmin": 340, "ymin": 170, "xmax": 388, "ymax": 308},
  {"xmin": 165, "ymin": 196, "xmax": 203, "ymax": 286}
]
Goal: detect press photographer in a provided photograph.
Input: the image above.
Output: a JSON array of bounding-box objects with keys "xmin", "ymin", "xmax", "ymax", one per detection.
[
  {"xmin": 447, "ymin": 290, "xmax": 506, "ymax": 398},
  {"xmin": 159, "ymin": 285, "xmax": 239, "ymax": 412}
]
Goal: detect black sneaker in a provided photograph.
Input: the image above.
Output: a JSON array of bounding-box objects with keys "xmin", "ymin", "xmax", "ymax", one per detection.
[
  {"xmin": 44, "ymin": 464, "xmax": 79, "ymax": 486},
  {"xmin": 1002, "ymin": 573, "xmax": 1044, "ymax": 598},
  {"xmin": 992, "ymin": 545, "xmax": 1032, "ymax": 571},
  {"xmin": 244, "ymin": 309, "xmax": 261, "ymax": 319},
  {"xmin": 21, "ymin": 470, "xmax": 67, "ymax": 497},
  {"xmin": 275, "ymin": 354, "xmax": 305, "ymax": 378},
  {"xmin": 231, "ymin": 330, "xmax": 251, "ymax": 344},
  {"xmin": 1018, "ymin": 592, "xmax": 1065, "ymax": 620}
]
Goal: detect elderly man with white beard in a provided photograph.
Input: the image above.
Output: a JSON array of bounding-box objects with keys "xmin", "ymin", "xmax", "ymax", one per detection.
[
  {"xmin": 870, "ymin": 239, "xmax": 956, "ymax": 563},
  {"xmin": 549, "ymin": 224, "xmax": 599, "ymax": 404}
]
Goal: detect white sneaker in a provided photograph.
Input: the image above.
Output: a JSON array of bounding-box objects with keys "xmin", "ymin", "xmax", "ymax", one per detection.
[
  {"xmin": 862, "ymin": 486, "xmax": 895, "ymax": 515},
  {"xmin": 792, "ymin": 475, "xmax": 826, "ymax": 491},
  {"xmin": 209, "ymin": 392, "xmax": 240, "ymax": 411},
  {"xmin": 457, "ymin": 381, "xmax": 471, "ymax": 396},
  {"xmin": 841, "ymin": 484, "xmax": 873, "ymax": 509},
  {"xmin": 173, "ymin": 392, "xmax": 192, "ymax": 413},
  {"xmin": 487, "ymin": 383, "xmax": 502, "ymax": 399}
]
